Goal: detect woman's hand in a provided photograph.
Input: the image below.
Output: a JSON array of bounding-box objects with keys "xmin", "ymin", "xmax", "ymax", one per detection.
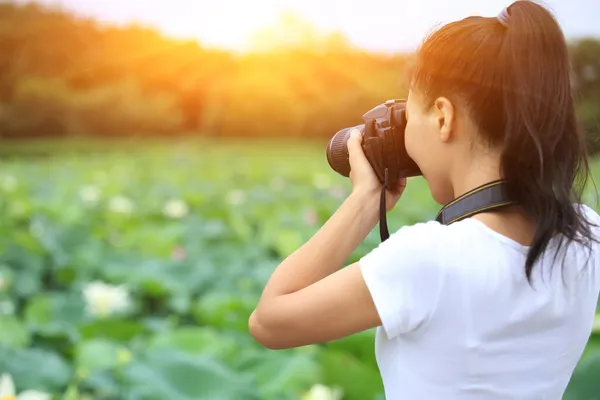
[{"xmin": 347, "ymin": 128, "xmax": 407, "ymax": 212}]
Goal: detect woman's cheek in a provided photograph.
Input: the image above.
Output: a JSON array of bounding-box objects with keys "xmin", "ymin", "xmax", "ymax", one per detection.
[{"xmin": 404, "ymin": 124, "xmax": 422, "ymax": 166}]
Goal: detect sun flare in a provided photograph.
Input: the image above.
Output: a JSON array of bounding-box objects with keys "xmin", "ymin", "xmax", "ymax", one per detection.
[{"xmin": 154, "ymin": 1, "xmax": 296, "ymax": 52}]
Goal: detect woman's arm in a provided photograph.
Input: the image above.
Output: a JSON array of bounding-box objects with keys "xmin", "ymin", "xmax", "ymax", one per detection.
[
  {"xmin": 249, "ymin": 130, "xmax": 406, "ymax": 349},
  {"xmin": 249, "ymin": 191, "xmax": 380, "ymax": 349}
]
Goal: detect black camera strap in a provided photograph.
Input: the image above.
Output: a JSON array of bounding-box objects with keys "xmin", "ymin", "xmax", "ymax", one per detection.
[
  {"xmin": 379, "ymin": 178, "xmax": 518, "ymax": 242},
  {"xmin": 434, "ymin": 179, "xmax": 518, "ymax": 225},
  {"xmin": 379, "ymin": 169, "xmax": 391, "ymax": 241}
]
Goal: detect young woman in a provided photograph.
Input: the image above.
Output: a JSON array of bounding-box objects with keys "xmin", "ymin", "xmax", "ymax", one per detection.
[{"xmin": 249, "ymin": 1, "xmax": 600, "ymax": 398}]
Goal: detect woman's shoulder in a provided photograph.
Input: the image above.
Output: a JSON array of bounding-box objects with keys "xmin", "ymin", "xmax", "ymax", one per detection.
[
  {"xmin": 576, "ymin": 202, "xmax": 600, "ymax": 223},
  {"xmin": 387, "ymin": 217, "xmax": 480, "ymax": 245},
  {"xmin": 385, "ymin": 220, "xmax": 449, "ymax": 250},
  {"xmin": 371, "ymin": 219, "xmax": 474, "ymax": 267},
  {"xmin": 571, "ymin": 203, "xmax": 600, "ymax": 243}
]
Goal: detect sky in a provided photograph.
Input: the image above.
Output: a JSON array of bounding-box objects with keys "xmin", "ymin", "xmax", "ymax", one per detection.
[{"xmin": 20, "ymin": 0, "xmax": 600, "ymax": 53}]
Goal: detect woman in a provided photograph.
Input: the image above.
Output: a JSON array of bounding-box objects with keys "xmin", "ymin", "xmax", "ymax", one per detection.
[{"xmin": 249, "ymin": 1, "xmax": 600, "ymax": 399}]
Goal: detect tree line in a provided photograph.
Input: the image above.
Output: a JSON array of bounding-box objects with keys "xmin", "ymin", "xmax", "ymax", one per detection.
[{"xmin": 0, "ymin": 2, "xmax": 598, "ymax": 149}]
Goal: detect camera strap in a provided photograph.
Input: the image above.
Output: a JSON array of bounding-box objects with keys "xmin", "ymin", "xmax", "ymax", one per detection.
[
  {"xmin": 379, "ymin": 169, "xmax": 391, "ymax": 241},
  {"xmin": 434, "ymin": 179, "xmax": 518, "ymax": 225},
  {"xmin": 379, "ymin": 178, "xmax": 518, "ymax": 242}
]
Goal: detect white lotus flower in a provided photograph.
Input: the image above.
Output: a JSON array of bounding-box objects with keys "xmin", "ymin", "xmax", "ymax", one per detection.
[
  {"xmin": 301, "ymin": 384, "xmax": 343, "ymax": 400},
  {"xmin": 83, "ymin": 281, "xmax": 131, "ymax": 318},
  {"xmin": 226, "ymin": 190, "xmax": 246, "ymax": 206},
  {"xmin": 79, "ymin": 185, "xmax": 100, "ymax": 205},
  {"xmin": 108, "ymin": 196, "xmax": 134, "ymax": 214},
  {"xmin": 0, "ymin": 373, "xmax": 51, "ymax": 400},
  {"xmin": 162, "ymin": 199, "xmax": 189, "ymax": 219}
]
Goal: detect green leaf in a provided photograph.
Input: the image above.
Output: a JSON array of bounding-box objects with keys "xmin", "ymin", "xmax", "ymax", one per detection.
[
  {"xmin": 103, "ymin": 258, "xmax": 211, "ymax": 299},
  {"xmin": 79, "ymin": 318, "xmax": 146, "ymax": 342},
  {"xmin": 24, "ymin": 292, "xmax": 87, "ymax": 340},
  {"xmin": 167, "ymin": 293, "xmax": 191, "ymax": 314},
  {"xmin": 318, "ymin": 350, "xmax": 384, "ymax": 400},
  {"xmin": 75, "ymin": 339, "xmax": 122, "ymax": 372},
  {"xmin": 564, "ymin": 344, "xmax": 600, "ymax": 400},
  {"xmin": 79, "ymin": 371, "xmax": 121, "ymax": 399},
  {"xmin": 0, "ymin": 315, "xmax": 30, "ymax": 348},
  {"xmin": 61, "ymin": 383, "xmax": 80, "ymax": 400},
  {"xmin": 122, "ymin": 349, "xmax": 259, "ymax": 400},
  {"xmin": 28, "ymin": 215, "xmax": 72, "ymax": 268},
  {"xmin": 192, "ymin": 291, "xmax": 253, "ymax": 330},
  {"xmin": 12, "ymin": 268, "xmax": 43, "ymax": 297},
  {"xmin": 0, "ymin": 346, "xmax": 72, "ymax": 393},
  {"xmin": 227, "ymin": 212, "xmax": 253, "ymax": 241},
  {"xmin": 272, "ymin": 229, "xmax": 305, "ymax": 258},
  {"xmin": 3, "ymin": 252, "xmax": 44, "ymax": 298},
  {"xmin": 250, "ymin": 350, "xmax": 322, "ymax": 399},
  {"xmin": 148, "ymin": 327, "xmax": 238, "ymax": 362},
  {"xmin": 324, "ymin": 330, "xmax": 377, "ymax": 367},
  {"xmin": 593, "ymin": 313, "xmax": 600, "ymax": 333}
]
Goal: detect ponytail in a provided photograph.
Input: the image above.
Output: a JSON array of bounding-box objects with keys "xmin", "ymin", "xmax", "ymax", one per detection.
[
  {"xmin": 412, "ymin": 0, "xmax": 598, "ymax": 281},
  {"xmin": 497, "ymin": 1, "xmax": 595, "ymax": 280}
]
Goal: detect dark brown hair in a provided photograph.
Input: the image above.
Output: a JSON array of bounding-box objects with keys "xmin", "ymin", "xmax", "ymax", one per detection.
[{"xmin": 411, "ymin": 0, "xmax": 597, "ymax": 281}]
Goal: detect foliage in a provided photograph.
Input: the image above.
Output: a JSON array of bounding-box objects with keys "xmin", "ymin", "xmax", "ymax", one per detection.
[
  {"xmin": 0, "ymin": 139, "xmax": 598, "ymax": 399},
  {"xmin": 570, "ymin": 38, "xmax": 600, "ymax": 154},
  {"xmin": 0, "ymin": 2, "xmax": 598, "ymax": 145}
]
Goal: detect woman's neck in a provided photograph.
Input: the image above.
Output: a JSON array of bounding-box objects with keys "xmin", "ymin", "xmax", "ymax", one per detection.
[{"xmin": 449, "ymin": 147, "xmax": 536, "ymax": 247}]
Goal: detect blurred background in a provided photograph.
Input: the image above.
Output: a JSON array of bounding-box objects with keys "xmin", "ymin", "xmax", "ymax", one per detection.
[{"xmin": 0, "ymin": 0, "xmax": 598, "ymax": 399}]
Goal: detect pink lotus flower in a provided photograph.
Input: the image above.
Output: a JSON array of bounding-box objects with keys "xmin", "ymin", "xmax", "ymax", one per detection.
[
  {"xmin": 303, "ymin": 209, "xmax": 318, "ymax": 226},
  {"xmin": 329, "ymin": 186, "xmax": 347, "ymax": 199},
  {"xmin": 171, "ymin": 246, "xmax": 187, "ymax": 261}
]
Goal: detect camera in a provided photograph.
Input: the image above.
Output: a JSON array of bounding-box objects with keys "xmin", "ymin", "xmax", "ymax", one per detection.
[
  {"xmin": 326, "ymin": 99, "xmax": 517, "ymax": 240},
  {"xmin": 326, "ymin": 99, "xmax": 422, "ymax": 184}
]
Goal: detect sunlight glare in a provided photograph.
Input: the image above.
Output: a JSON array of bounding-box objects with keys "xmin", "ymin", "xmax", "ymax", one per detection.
[
  {"xmin": 23, "ymin": 0, "xmax": 600, "ymax": 53},
  {"xmin": 156, "ymin": 1, "xmax": 287, "ymax": 52}
]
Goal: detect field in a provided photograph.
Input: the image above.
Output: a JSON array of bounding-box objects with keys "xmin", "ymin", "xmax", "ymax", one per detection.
[{"xmin": 0, "ymin": 139, "xmax": 599, "ymax": 400}]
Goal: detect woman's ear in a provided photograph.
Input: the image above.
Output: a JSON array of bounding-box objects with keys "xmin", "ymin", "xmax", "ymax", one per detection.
[{"xmin": 433, "ymin": 97, "xmax": 455, "ymax": 143}]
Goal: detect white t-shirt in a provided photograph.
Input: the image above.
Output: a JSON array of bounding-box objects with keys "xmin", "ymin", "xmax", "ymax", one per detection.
[{"xmin": 359, "ymin": 204, "xmax": 600, "ymax": 400}]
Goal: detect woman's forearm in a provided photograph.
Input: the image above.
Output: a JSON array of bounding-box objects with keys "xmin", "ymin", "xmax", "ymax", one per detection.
[{"xmin": 257, "ymin": 190, "xmax": 380, "ymax": 301}]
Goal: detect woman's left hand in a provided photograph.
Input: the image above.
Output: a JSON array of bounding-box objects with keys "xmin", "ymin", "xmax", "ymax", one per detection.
[{"xmin": 347, "ymin": 128, "xmax": 407, "ymax": 212}]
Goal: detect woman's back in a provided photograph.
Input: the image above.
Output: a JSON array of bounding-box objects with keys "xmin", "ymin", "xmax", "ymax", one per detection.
[{"xmin": 362, "ymin": 205, "xmax": 600, "ymax": 399}]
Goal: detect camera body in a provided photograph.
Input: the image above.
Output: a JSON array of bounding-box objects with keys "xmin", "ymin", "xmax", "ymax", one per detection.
[{"xmin": 326, "ymin": 99, "xmax": 422, "ymax": 184}]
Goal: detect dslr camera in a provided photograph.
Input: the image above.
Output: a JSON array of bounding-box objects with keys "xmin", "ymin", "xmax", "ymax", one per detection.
[{"xmin": 326, "ymin": 99, "xmax": 421, "ymax": 183}]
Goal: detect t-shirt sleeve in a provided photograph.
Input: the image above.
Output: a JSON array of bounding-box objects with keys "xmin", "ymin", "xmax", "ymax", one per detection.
[
  {"xmin": 578, "ymin": 203, "xmax": 600, "ymax": 288},
  {"xmin": 359, "ymin": 220, "xmax": 447, "ymax": 339}
]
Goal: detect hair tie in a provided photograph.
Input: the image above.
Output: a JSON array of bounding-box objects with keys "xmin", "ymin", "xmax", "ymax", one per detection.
[{"xmin": 497, "ymin": 7, "xmax": 510, "ymax": 27}]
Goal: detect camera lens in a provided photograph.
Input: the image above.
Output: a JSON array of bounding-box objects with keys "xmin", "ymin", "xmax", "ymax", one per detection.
[{"xmin": 326, "ymin": 126, "xmax": 358, "ymax": 177}]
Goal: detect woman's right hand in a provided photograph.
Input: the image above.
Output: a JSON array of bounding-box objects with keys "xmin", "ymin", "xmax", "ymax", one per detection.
[{"xmin": 347, "ymin": 129, "xmax": 407, "ymax": 211}]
